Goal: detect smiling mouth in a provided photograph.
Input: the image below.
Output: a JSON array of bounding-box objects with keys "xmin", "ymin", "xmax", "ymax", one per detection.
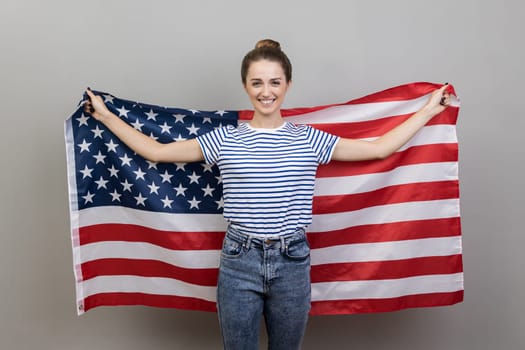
[{"xmin": 258, "ymin": 98, "xmax": 276, "ymax": 106}]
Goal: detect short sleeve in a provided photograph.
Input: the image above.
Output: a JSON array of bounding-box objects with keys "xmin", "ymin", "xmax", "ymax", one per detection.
[
  {"xmin": 196, "ymin": 126, "xmax": 231, "ymax": 165},
  {"xmin": 305, "ymin": 126, "xmax": 340, "ymax": 164}
]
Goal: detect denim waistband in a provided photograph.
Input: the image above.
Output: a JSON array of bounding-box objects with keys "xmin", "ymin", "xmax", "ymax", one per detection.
[{"xmin": 226, "ymin": 226, "xmax": 307, "ymax": 250}]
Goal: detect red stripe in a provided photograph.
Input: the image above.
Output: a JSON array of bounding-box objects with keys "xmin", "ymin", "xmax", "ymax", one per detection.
[
  {"xmin": 311, "ymin": 255, "xmax": 463, "ymax": 283},
  {"xmin": 346, "ymin": 82, "xmax": 455, "ymax": 104},
  {"xmin": 308, "ymin": 110, "xmax": 458, "ymax": 139},
  {"xmin": 82, "ymin": 293, "xmax": 217, "ymax": 313},
  {"xmin": 79, "ymin": 224, "xmax": 225, "ymax": 250},
  {"xmin": 81, "ymin": 290, "xmax": 463, "ymax": 315},
  {"xmin": 309, "ymin": 290, "xmax": 464, "ymax": 315},
  {"xmin": 317, "ymin": 143, "xmax": 458, "ymax": 177},
  {"xmin": 307, "ymin": 217, "xmax": 462, "ymax": 247},
  {"xmin": 313, "ymin": 180, "xmax": 459, "ymax": 214},
  {"xmin": 81, "ymin": 259, "xmax": 218, "ymax": 286}
]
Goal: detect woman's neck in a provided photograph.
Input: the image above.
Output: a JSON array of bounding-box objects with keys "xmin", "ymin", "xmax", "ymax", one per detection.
[{"xmin": 249, "ymin": 113, "xmax": 284, "ymax": 129}]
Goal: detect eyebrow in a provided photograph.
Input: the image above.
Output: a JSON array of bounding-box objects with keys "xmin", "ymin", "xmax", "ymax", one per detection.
[{"xmin": 249, "ymin": 77, "xmax": 282, "ymax": 82}]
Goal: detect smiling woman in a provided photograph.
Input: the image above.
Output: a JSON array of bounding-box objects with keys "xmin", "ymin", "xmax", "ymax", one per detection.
[
  {"xmin": 241, "ymin": 39, "xmax": 294, "ymax": 128},
  {"xmin": 84, "ymin": 38, "xmax": 451, "ymax": 350}
]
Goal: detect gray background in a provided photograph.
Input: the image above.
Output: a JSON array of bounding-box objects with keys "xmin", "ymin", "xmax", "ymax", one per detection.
[{"xmin": 1, "ymin": 0, "xmax": 523, "ymax": 349}]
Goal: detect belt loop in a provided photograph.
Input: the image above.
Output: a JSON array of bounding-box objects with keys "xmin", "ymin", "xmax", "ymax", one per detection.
[
  {"xmin": 280, "ymin": 235, "xmax": 287, "ymax": 253},
  {"xmin": 244, "ymin": 235, "xmax": 252, "ymax": 249}
]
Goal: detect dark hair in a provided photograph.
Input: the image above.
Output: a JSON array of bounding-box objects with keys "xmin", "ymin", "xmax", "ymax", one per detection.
[{"xmin": 241, "ymin": 39, "xmax": 292, "ymax": 84}]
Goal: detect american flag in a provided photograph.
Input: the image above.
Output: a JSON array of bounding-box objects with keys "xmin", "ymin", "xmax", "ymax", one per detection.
[{"xmin": 65, "ymin": 82, "xmax": 463, "ymax": 315}]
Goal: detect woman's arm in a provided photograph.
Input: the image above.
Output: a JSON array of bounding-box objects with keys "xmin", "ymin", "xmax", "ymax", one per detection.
[
  {"xmin": 85, "ymin": 89, "xmax": 204, "ymax": 163},
  {"xmin": 331, "ymin": 84, "xmax": 452, "ymax": 161}
]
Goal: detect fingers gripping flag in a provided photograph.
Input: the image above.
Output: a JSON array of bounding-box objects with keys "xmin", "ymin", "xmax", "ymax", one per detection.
[{"xmin": 65, "ymin": 82, "xmax": 463, "ymax": 315}]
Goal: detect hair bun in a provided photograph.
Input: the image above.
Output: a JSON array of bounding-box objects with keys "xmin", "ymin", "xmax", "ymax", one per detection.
[{"xmin": 255, "ymin": 39, "xmax": 281, "ymax": 50}]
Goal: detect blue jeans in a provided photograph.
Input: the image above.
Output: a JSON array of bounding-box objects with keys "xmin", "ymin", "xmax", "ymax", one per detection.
[{"xmin": 217, "ymin": 226, "xmax": 311, "ymax": 350}]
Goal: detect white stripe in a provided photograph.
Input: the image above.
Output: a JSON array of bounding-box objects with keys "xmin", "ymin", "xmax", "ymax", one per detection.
[
  {"xmin": 315, "ymin": 162, "xmax": 459, "ymax": 196},
  {"xmin": 308, "ymin": 199, "xmax": 460, "ymax": 232},
  {"xmin": 311, "ymin": 273, "xmax": 464, "ymax": 301},
  {"xmin": 80, "ymin": 275, "xmax": 217, "ymax": 302},
  {"xmin": 311, "ymin": 236, "xmax": 462, "ymax": 265},
  {"xmin": 76, "ymin": 206, "xmax": 227, "ymax": 231},
  {"xmin": 286, "ymin": 93, "xmax": 460, "ymax": 125},
  {"xmin": 78, "ymin": 236, "xmax": 461, "ymax": 269},
  {"xmin": 78, "ymin": 272, "xmax": 464, "ymax": 304},
  {"xmin": 79, "ymin": 241, "xmax": 220, "ymax": 268},
  {"xmin": 394, "ymin": 124, "xmax": 457, "ymax": 150}
]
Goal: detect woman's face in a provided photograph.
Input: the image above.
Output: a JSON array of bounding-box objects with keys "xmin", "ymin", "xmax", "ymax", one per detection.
[{"xmin": 244, "ymin": 59, "xmax": 290, "ymax": 119}]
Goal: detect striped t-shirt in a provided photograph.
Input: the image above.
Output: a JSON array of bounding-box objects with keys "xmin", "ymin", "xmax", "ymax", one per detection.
[{"xmin": 196, "ymin": 122, "xmax": 340, "ymax": 235}]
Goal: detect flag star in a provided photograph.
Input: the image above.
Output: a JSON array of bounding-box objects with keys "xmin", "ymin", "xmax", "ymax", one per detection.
[
  {"xmin": 188, "ymin": 196, "xmax": 201, "ymax": 209},
  {"xmin": 174, "ymin": 183, "xmax": 187, "ymax": 196},
  {"xmin": 145, "ymin": 109, "xmax": 158, "ymax": 120},
  {"xmin": 187, "ymin": 171, "xmax": 201, "ymax": 184},
  {"xmin": 93, "ymin": 151, "xmax": 106, "ymax": 164},
  {"xmin": 116, "ymin": 105, "xmax": 130, "ymax": 117},
  {"xmin": 131, "ymin": 119, "xmax": 144, "ymax": 131},
  {"xmin": 147, "ymin": 181, "xmax": 160, "ymax": 194},
  {"xmin": 174, "ymin": 163, "xmax": 186, "ymax": 171},
  {"xmin": 82, "ymin": 191, "xmax": 95, "ymax": 204},
  {"xmin": 203, "ymin": 117, "xmax": 212, "ymax": 124},
  {"xmin": 105, "ymin": 139, "xmax": 119, "ymax": 153},
  {"xmin": 80, "ymin": 165, "xmax": 94, "ymax": 179},
  {"xmin": 161, "ymin": 195, "xmax": 174, "ymax": 208},
  {"xmin": 159, "ymin": 122, "xmax": 172, "ymax": 134},
  {"xmin": 134, "ymin": 193, "xmax": 147, "ymax": 206},
  {"xmin": 103, "ymin": 94, "xmax": 115, "ymax": 103},
  {"xmin": 95, "ymin": 176, "xmax": 109, "ymax": 189},
  {"xmin": 108, "ymin": 165, "xmax": 120, "ymax": 178},
  {"xmin": 119, "ymin": 153, "xmax": 133, "ymax": 167},
  {"xmin": 121, "ymin": 179, "xmax": 133, "ymax": 192},
  {"xmin": 189, "ymin": 109, "xmax": 200, "ymax": 115},
  {"xmin": 78, "ymin": 139, "xmax": 91, "ymax": 153},
  {"xmin": 215, "ymin": 110, "xmax": 227, "ymax": 116},
  {"xmin": 146, "ymin": 160, "xmax": 158, "ymax": 169},
  {"xmin": 91, "ymin": 125, "xmax": 104, "ymax": 138},
  {"xmin": 160, "ymin": 170, "xmax": 173, "ymax": 183},
  {"xmin": 109, "ymin": 190, "xmax": 122, "ymax": 202},
  {"xmin": 148, "ymin": 132, "xmax": 159, "ymax": 141},
  {"xmin": 186, "ymin": 123, "xmax": 200, "ymax": 136},
  {"xmin": 202, "ymin": 184, "xmax": 215, "ymax": 197},
  {"xmin": 133, "ymin": 168, "xmax": 146, "ymax": 180},
  {"xmin": 173, "ymin": 114, "xmax": 186, "ymax": 123},
  {"xmin": 215, "ymin": 175, "xmax": 223, "ymax": 184},
  {"xmin": 201, "ymin": 163, "xmax": 214, "ymax": 173},
  {"xmin": 76, "ymin": 114, "xmax": 90, "ymax": 126},
  {"xmin": 215, "ymin": 197, "xmax": 224, "ymax": 209},
  {"xmin": 173, "ymin": 134, "xmax": 186, "ymax": 142}
]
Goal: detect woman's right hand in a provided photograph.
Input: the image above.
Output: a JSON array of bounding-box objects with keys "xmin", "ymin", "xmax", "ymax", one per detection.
[{"xmin": 84, "ymin": 88, "xmax": 112, "ymax": 122}]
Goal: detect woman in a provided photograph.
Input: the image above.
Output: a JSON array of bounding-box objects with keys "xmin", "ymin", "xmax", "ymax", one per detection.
[{"xmin": 85, "ymin": 39, "xmax": 451, "ymax": 350}]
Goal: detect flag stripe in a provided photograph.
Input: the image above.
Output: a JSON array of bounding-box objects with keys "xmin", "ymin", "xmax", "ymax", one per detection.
[
  {"xmin": 311, "ymin": 273, "xmax": 464, "ymax": 301},
  {"xmin": 313, "ymin": 180, "xmax": 459, "ymax": 213},
  {"xmin": 76, "ymin": 235, "xmax": 461, "ymax": 270},
  {"xmin": 311, "ymin": 254, "xmax": 463, "ymax": 282},
  {"xmin": 83, "ymin": 292, "xmax": 217, "ymax": 313},
  {"xmin": 314, "ymin": 162, "xmax": 459, "ymax": 196},
  {"xmin": 76, "ymin": 272, "xmax": 463, "ymax": 306},
  {"xmin": 307, "ymin": 217, "xmax": 461, "ymax": 247},
  {"xmin": 317, "ymin": 143, "xmax": 458, "ymax": 177},
  {"xmin": 310, "ymin": 290, "xmax": 464, "ymax": 315}
]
